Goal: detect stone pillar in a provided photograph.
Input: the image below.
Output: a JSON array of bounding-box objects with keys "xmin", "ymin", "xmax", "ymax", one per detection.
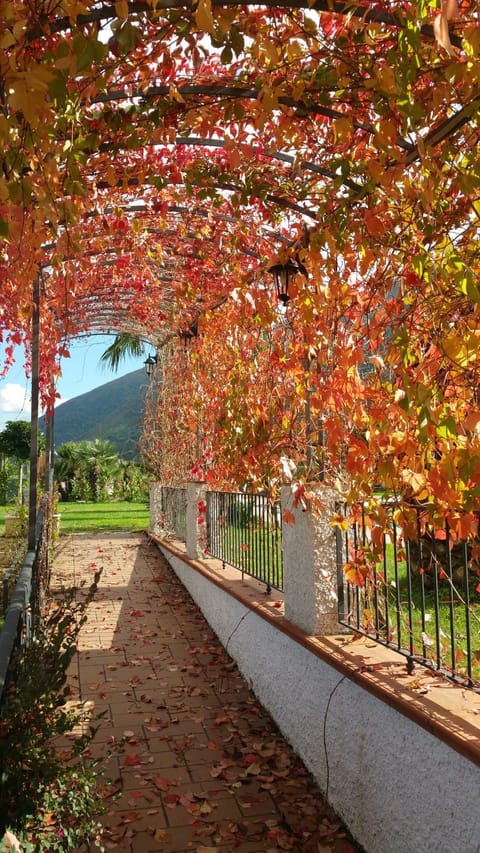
[
  {"xmin": 149, "ymin": 482, "xmax": 164, "ymax": 537},
  {"xmin": 186, "ymin": 481, "xmax": 207, "ymax": 560},
  {"xmin": 281, "ymin": 485, "xmax": 346, "ymax": 636}
]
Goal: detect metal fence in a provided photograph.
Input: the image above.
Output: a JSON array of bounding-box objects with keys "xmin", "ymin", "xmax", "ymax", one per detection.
[
  {"xmin": 0, "ymin": 494, "xmax": 52, "ymax": 707},
  {"xmin": 160, "ymin": 486, "xmax": 187, "ymax": 541},
  {"xmin": 336, "ymin": 503, "xmax": 480, "ymax": 690},
  {"xmin": 206, "ymin": 491, "xmax": 283, "ymax": 592}
]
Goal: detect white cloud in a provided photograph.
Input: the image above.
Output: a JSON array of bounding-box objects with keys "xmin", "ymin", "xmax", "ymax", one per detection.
[
  {"xmin": 0, "ymin": 383, "xmax": 30, "ymax": 415},
  {"xmin": 0, "ymin": 384, "xmax": 69, "ymax": 430}
]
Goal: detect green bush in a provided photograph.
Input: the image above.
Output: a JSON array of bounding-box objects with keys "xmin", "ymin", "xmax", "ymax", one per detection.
[{"xmin": 0, "ymin": 574, "xmax": 105, "ymax": 851}]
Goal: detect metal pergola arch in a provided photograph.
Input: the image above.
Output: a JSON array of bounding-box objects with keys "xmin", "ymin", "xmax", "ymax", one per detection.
[{"xmin": 0, "ymin": 0, "xmax": 477, "ymax": 540}]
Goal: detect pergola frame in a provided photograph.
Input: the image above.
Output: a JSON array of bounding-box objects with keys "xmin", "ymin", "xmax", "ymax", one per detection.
[{"xmin": 0, "ymin": 0, "xmax": 477, "ymax": 528}]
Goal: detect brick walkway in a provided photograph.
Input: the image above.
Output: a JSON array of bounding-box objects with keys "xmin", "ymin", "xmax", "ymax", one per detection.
[{"xmin": 54, "ymin": 532, "xmax": 359, "ymax": 853}]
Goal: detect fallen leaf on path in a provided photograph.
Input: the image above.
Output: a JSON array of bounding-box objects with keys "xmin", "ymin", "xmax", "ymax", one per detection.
[
  {"xmin": 152, "ymin": 775, "xmax": 177, "ymax": 791},
  {"xmin": 154, "ymin": 829, "xmax": 169, "ymax": 841},
  {"xmin": 101, "ymin": 781, "xmax": 122, "ymax": 799},
  {"xmin": 120, "ymin": 811, "xmax": 139, "ymax": 824},
  {"xmin": 123, "ymin": 753, "xmax": 143, "ymax": 766},
  {"xmin": 244, "ymin": 762, "xmax": 262, "ymax": 775}
]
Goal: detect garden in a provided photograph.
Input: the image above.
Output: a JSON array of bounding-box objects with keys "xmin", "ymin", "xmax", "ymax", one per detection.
[{"xmin": 0, "ymin": 1, "xmax": 479, "ymax": 848}]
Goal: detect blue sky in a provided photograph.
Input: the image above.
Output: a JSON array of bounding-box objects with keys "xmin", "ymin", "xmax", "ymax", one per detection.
[{"xmin": 0, "ymin": 334, "xmax": 150, "ymax": 429}]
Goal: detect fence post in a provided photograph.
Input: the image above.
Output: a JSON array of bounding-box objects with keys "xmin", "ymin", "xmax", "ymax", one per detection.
[
  {"xmin": 149, "ymin": 482, "xmax": 164, "ymax": 537},
  {"xmin": 186, "ymin": 481, "xmax": 207, "ymax": 560},
  {"xmin": 281, "ymin": 484, "xmax": 347, "ymax": 636}
]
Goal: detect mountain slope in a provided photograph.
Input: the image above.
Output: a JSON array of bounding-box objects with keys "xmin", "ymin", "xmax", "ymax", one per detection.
[{"xmin": 43, "ymin": 369, "xmax": 148, "ymax": 460}]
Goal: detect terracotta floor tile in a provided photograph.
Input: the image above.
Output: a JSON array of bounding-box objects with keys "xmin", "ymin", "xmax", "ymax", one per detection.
[{"xmin": 56, "ymin": 532, "xmax": 359, "ymax": 853}]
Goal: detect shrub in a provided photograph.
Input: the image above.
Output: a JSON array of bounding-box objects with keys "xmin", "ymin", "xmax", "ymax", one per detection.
[{"xmin": 0, "ymin": 573, "xmax": 105, "ymax": 851}]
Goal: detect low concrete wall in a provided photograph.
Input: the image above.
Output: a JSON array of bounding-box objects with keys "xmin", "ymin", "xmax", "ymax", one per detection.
[{"xmin": 157, "ymin": 543, "xmax": 480, "ymax": 853}]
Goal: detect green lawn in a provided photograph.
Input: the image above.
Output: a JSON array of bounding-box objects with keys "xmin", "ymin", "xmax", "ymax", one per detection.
[
  {"xmin": 209, "ymin": 522, "xmax": 283, "ymax": 590},
  {"xmin": 56, "ymin": 501, "xmax": 150, "ymax": 535},
  {"xmin": 363, "ymin": 543, "xmax": 480, "ymax": 684}
]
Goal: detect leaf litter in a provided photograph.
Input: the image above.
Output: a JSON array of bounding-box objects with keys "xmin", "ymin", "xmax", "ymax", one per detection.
[{"xmin": 71, "ymin": 536, "xmax": 361, "ymax": 851}]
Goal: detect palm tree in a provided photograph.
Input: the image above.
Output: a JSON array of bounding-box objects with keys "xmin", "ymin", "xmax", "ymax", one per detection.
[
  {"xmin": 100, "ymin": 334, "xmax": 146, "ymax": 372},
  {"xmin": 54, "ymin": 442, "xmax": 83, "ymax": 500},
  {"xmin": 55, "ymin": 440, "xmax": 120, "ymax": 502},
  {"xmin": 77, "ymin": 439, "xmax": 120, "ymax": 501}
]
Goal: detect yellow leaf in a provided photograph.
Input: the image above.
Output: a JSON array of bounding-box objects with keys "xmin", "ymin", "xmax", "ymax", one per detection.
[
  {"xmin": 26, "ymin": 64, "xmax": 54, "ymax": 92},
  {"xmin": 401, "ymin": 469, "xmax": 427, "ymax": 496},
  {"xmin": 286, "ymin": 40, "xmax": 303, "ymax": 61},
  {"xmin": 329, "ymin": 514, "xmax": 349, "ymax": 532},
  {"xmin": 154, "ymin": 829, "xmax": 169, "ymax": 841},
  {"xmin": 195, "ymin": 0, "xmax": 214, "ymax": 33},
  {"xmin": 264, "ymin": 39, "xmax": 280, "ymax": 65},
  {"xmin": 67, "ymin": 2, "xmax": 90, "ymax": 22},
  {"xmin": 1, "ymin": 31, "xmax": 16, "ymax": 49},
  {"xmin": 169, "ymin": 84, "xmax": 185, "ymax": 104},
  {"xmin": 464, "ymin": 25, "xmax": 480, "ymax": 58},
  {"xmin": 245, "ymin": 761, "xmax": 262, "ymax": 775},
  {"xmin": 443, "ymin": 331, "xmax": 478, "ymax": 367},
  {"xmin": 333, "ymin": 117, "xmax": 352, "ymax": 144},
  {"xmin": 376, "ymin": 66, "xmax": 397, "ymax": 95},
  {"xmin": 115, "ymin": 0, "xmax": 129, "ymax": 19},
  {"xmin": 8, "ymin": 78, "xmax": 43, "ymax": 125},
  {"xmin": 374, "ymin": 119, "xmax": 397, "ymax": 147}
]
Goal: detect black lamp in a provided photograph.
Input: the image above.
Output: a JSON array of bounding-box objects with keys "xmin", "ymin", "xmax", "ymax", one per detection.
[
  {"xmin": 144, "ymin": 353, "xmax": 157, "ymax": 376},
  {"xmin": 268, "ymin": 257, "xmax": 307, "ymax": 305},
  {"xmin": 178, "ymin": 320, "xmax": 198, "ymax": 343}
]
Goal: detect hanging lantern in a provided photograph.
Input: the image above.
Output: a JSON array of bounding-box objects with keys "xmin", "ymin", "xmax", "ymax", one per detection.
[
  {"xmin": 268, "ymin": 257, "xmax": 307, "ymax": 305},
  {"xmin": 144, "ymin": 354, "xmax": 157, "ymax": 376},
  {"xmin": 178, "ymin": 320, "xmax": 198, "ymax": 343}
]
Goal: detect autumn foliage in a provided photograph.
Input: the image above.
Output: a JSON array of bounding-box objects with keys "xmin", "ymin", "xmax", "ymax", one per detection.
[{"xmin": 0, "ymin": 1, "xmax": 479, "ymax": 530}]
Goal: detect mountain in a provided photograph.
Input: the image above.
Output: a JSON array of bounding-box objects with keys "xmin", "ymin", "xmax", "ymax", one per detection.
[{"xmin": 42, "ymin": 369, "xmax": 149, "ymax": 461}]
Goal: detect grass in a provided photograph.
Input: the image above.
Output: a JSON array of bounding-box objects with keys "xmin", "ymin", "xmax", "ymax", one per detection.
[
  {"xmin": 56, "ymin": 501, "xmax": 150, "ymax": 535},
  {"xmin": 0, "ymin": 504, "xmax": 25, "ymax": 535},
  {"xmin": 353, "ymin": 543, "xmax": 480, "ymax": 685},
  {"xmin": 209, "ymin": 522, "xmax": 283, "ymax": 590}
]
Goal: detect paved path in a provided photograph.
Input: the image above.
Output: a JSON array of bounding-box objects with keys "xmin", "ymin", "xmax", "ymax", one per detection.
[{"xmin": 54, "ymin": 532, "xmax": 359, "ymax": 853}]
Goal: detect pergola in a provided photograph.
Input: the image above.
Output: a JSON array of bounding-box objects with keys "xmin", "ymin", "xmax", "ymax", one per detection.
[{"xmin": 1, "ymin": 1, "xmax": 479, "ymax": 535}]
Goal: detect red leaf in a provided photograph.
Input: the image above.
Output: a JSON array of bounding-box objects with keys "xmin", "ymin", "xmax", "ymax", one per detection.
[
  {"xmin": 152, "ymin": 776, "xmax": 175, "ymax": 791},
  {"xmin": 123, "ymin": 753, "xmax": 142, "ymax": 766}
]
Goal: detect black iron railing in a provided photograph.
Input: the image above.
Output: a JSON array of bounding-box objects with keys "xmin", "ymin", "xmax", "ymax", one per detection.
[
  {"xmin": 0, "ymin": 495, "xmax": 52, "ymax": 707},
  {"xmin": 206, "ymin": 491, "xmax": 283, "ymax": 592},
  {"xmin": 336, "ymin": 503, "xmax": 480, "ymax": 690},
  {"xmin": 160, "ymin": 486, "xmax": 187, "ymax": 541}
]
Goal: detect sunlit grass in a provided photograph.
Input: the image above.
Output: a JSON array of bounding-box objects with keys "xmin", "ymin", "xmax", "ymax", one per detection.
[
  {"xmin": 371, "ymin": 543, "xmax": 480, "ymax": 684},
  {"xmin": 57, "ymin": 501, "xmax": 149, "ymax": 535},
  {"xmin": 209, "ymin": 522, "xmax": 283, "ymax": 590}
]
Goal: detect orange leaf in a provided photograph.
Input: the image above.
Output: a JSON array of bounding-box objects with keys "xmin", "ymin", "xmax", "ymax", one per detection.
[{"xmin": 364, "ymin": 209, "xmax": 387, "ymax": 237}]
